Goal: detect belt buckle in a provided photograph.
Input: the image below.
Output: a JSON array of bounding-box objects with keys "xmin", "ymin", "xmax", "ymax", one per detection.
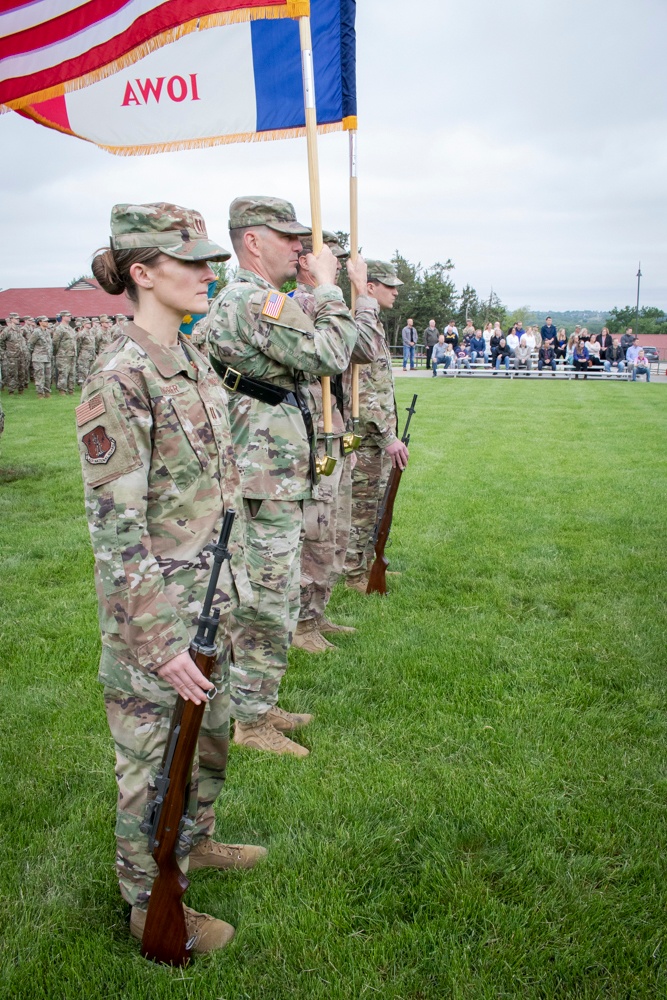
[{"xmin": 222, "ymin": 367, "xmax": 242, "ymax": 392}]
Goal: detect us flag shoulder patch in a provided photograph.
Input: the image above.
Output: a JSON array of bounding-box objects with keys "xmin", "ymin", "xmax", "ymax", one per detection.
[{"xmin": 261, "ymin": 291, "xmax": 286, "ymax": 320}]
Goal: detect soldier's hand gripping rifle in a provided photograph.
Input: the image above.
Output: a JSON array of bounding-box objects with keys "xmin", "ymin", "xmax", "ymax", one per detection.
[
  {"xmin": 366, "ymin": 395, "xmax": 417, "ymax": 596},
  {"xmin": 139, "ymin": 509, "xmax": 236, "ymax": 966}
]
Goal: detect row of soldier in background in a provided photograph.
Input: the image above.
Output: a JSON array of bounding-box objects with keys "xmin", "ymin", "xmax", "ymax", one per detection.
[{"xmin": 0, "ymin": 311, "xmax": 128, "ymax": 396}]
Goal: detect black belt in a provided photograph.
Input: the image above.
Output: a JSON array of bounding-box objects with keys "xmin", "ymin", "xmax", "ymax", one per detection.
[{"xmin": 210, "ymin": 356, "xmax": 319, "ymax": 483}]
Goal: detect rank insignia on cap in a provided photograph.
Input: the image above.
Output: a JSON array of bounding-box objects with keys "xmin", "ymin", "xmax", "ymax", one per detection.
[
  {"xmin": 83, "ymin": 425, "xmax": 116, "ymax": 465},
  {"xmin": 261, "ymin": 291, "xmax": 286, "ymax": 320}
]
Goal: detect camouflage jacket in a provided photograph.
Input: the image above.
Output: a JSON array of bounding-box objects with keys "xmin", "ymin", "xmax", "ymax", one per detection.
[
  {"xmin": 291, "ymin": 283, "xmax": 383, "ymax": 437},
  {"xmin": 0, "ymin": 325, "xmax": 25, "ymax": 356},
  {"xmin": 53, "ymin": 324, "xmax": 77, "ymax": 359},
  {"xmin": 28, "ymin": 328, "xmax": 52, "ymax": 363},
  {"xmin": 76, "ymin": 323, "xmax": 251, "ymax": 702},
  {"xmin": 77, "ymin": 328, "xmax": 96, "ymax": 356},
  {"xmin": 358, "ymin": 315, "xmax": 398, "ymax": 449},
  {"xmin": 205, "ymin": 268, "xmax": 358, "ymax": 501}
]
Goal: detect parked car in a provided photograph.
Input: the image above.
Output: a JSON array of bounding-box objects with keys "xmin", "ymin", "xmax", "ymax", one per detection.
[{"xmin": 640, "ymin": 346, "xmax": 660, "ymax": 363}]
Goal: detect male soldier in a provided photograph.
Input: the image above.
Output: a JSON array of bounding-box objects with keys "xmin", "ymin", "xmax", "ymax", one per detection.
[
  {"xmin": 344, "ymin": 261, "xmax": 410, "ymax": 592},
  {"xmin": 111, "ymin": 314, "xmax": 128, "ymax": 341},
  {"xmin": 52, "ymin": 311, "xmax": 77, "ymax": 394},
  {"xmin": 76, "ymin": 319, "xmax": 97, "ymax": 384},
  {"xmin": 0, "ymin": 313, "xmax": 26, "ymax": 394},
  {"xmin": 95, "ymin": 317, "xmax": 113, "ymax": 355},
  {"xmin": 205, "ymin": 196, "xmax": 364, "ymax": 756},
  {"xmin": 20, "ymin": 316, "xmax": 33, "ymax": 390},
  {"xmin": 28, "ymin": 316, "xmax": 53, "ymax": 397},
  {"xmin": 290, "ymin": 231, "xmax": 380, "ymax": 653}
]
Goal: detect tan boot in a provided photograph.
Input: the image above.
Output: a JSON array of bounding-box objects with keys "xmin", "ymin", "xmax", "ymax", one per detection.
[
  {"xmin": 130, "ymin": 903, "xmax": 234, "ymax": 954},
  {"xmin": 266, "ymin": 704, "xmax": 313, "ymax": 731},
  {"xmin": 317, "ymin": 615, "xmax": 357, "ymax": 635},
  {"xmin": 234, "ymin": 717, "xmax": 309, "ymax": 757},
  {"xmin": 291, "ymin": 618, "xmax": 335, "ymax": 653},
  {"xmin": 345, "ymin": 576, "xmax": 369, "ymax": 594},
  {"xmin": 189, "ymin": 838, "xmax": 267, "ymax": 871}
]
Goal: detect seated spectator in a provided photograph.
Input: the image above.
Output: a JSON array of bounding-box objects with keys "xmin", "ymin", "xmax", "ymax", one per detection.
[
  {"xmin": 631, "ymin": 349, "xmax": 651, "ymax": 382},
  {"xmin": 462, "ymin": 320, "xmax": 475, "ymax": 346},
  {"xmin": 540, "ymin": 316, "xmax": 557, "ymax": 346},
  {"xmin": 431, "ymin": 335, "xmax": 452, "ymax": 376},
  {"xmin": 490, "ymin": 329, "xmax": 502, "ymax": 353},
  {"xmin": 604, "ymin": 339, "xmax": 626, "ymax": 375},
  {"xmin": 506, "ymin": 327, "xmax": 519, "ymax": 356},
  {"xmin": 532, "ymin": 325, "xmax": 542, "ymax": 349},
  {"xmin": 483, "ymin": 322, "xmax": 494, "ymax": 349},
  {"xmin": 514, "ymin": 335, "xmax": 533, "ymax": 372},
  {"xmin": 587, "ymin": 334, "xmax": 602, "ymax": 366},
  {"xmin": 443, "ymin": 321, "xmax": 459, "ymax": 351},
  {"xmin": 579, "ymin": 326, "xmax": 591, "ymax": 342},
  {"xmin": 538, "ymin": 343, "xmax": 557, "ymax": 374},
  {"xmin": 626, "ymin": 341, "xmax": 640, "ymax": 366},
  {"xmin": 470, "ymin": 330, "xmax": 488, "ymax": 363},
  {"xmin": 599, "ymin": 326, "xmax": 612, "ymax": 360},
  {"xmin": 620, "ymin": 327, "xmax": 636, "ymax": 358},
  {"xmin": 493, "ymin": 337, "xmax": 511, "ymax": 371},
  {"xmin": 555, "ymin": 328, "xmax": 568, "ymax": 359},
  {"xmin": 572, "ymin": 340, "xmax": 590, "ymax": 377},
  {"xmin": 524, "ymin": 327, "xmax": 536, "ymax": 353},
  {"xmin": 565, "ymin": 334, "xmax": 578, "ymax": 365},
  {"xmin": 455, "ymin": 345, "xmax": 471, "ymax": 369},
  {"xmin": 514, "ymin": 319, "xmax": 526, "ymax": 343}
]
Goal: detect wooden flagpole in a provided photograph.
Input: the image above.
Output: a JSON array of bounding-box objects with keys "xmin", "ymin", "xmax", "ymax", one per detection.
[
  {"xmin": 348, "ymin": 126, "xmax": 362, "ymax": 449},
  {"xmin": 297, "ymin": 10, "xmax": 335, "ymax": 476}
]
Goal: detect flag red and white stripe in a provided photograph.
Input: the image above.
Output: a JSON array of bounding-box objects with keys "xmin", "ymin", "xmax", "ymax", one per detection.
[{"xmin": 0, "ymin": 0, "xmax": 298, "ymax": 110}]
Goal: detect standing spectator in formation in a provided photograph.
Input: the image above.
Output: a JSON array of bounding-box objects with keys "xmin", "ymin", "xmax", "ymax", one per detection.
[
  {"xmin": 599, "ymin": 326, "xmax": 612, "ymax": 360},
  {"xmin": 631, "ymin": 349, "xmax": 651, "ymax": 382},
  {"xmin": 28, "ymin": 316, "xmax": 53, "ymax": 397},
  {"xmin": 506, "ymin": 326, "xmax": 519, "ymax": 358},
  {"xmin": 620, "ymin": 327, "xmax": 636, "ymax": 359},
  {"xmin": 431, "ymin": 335, "xmax": 451, "ymax": 375},
  {"xmin": 540, "ymin": 316, "xmax": 557, "ymax": 346},
  {"xmin": 423, "ymin": 319, "xmax": 439, "ymax": 370},
  {"xmin": 555, "ymin": 328, "xmax": 568, "ymax": 359},
  {"xmin": 470, "ymin": 329, "xmax": 487, "ymax": 363},
  {"xmin": 493, "ymin": 337, "xmax": 511, "ymax": 371},
  {"xmin": 0, "ymin": 313, "xmax": 26, "ymax": 394},
  {"xmin": 604, "ymin": 338, "xmax": 626, "ymax": 376},
  {"xmin": 455, "ymin": 344, "xmax": 471, "ymax": 370},
  {"xmin": 587, "ymin": 334, "xmax": 602, "ymax": 368},
  {"xmin": 443, "ymin": 321, "xmax": 458, "ymax": 351},
  {"xmin": 52, "ymin": 311, "xmax": 77, "ymax": 394},
  {"xmin": 538, "ymin": 341, "xmax": 557, "ymax": 374},
  {"xmin": 514, "ymin": 335, "xmax": 533, "ymax": 372},
  {"xmin": 401, "ymin": 318, "xmax": 416, "ymax": 371},
  {"xmin": 572, "ymin": 339, "xmax": 590, "ymax": 377},
  {"xmin": 524, "ymin": 326, "xmax": 536, "ymax": 353},
  {"xmin": 76, "ymin": 320, "xmax": 97, "ymax": 384}
]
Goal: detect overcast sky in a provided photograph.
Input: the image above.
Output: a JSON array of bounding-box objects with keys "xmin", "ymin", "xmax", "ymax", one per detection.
[{"xmin": 2, "ymin": 0, "xmax": 666, "ymax": 311}]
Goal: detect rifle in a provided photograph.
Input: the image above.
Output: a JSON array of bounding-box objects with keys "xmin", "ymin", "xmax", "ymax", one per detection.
[
  {"xmin": 366, "ymin": 395, "xmax": 417, "ymax": 596},
  {"xmin": 139, "ymin": 508, "xmax": 236, "ymax": 966}
]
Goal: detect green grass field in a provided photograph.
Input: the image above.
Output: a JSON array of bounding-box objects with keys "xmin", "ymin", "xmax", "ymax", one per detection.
[{"xmin": 1, "ymin": 380, "xmax": 665, "ymax": 1000}]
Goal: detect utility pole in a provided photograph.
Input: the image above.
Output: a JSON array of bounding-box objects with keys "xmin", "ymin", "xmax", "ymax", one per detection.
[{"xmin": 635, "ymin": 262, "xmax": 642, "ymax": 340}]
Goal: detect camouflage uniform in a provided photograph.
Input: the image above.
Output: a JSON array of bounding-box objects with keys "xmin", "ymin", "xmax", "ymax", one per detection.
[
  {"xmin": 344, "ymin": 262, "xmax": 402, "ymax": 582},
  {"xmin": 21, "ymin": 319, "xmax": 34, "ymax": 387},
  {"xmin": 205, "ymin": 197, "xmax": 359, "ymax": 724},
  {"xmin": 76, "ymin": 204, "xmax": 242, "ymax": 909},
  {"xmin": 52, "ymin": 318, "xmax": 77, "ymax": 393},
  {"xmin": 28, "ymin": 320, "xmax": 52, "ymax": 396},
  {"xmin": 76, "ymin": 323, "xmax": 97, "ymax": 383},
  {"xmin": 190, "ymin": 318, "xmax": 207, "ymax": 351},
  {"xmin": 292, "ymin": 276, "xmax": 383, "ymax": 622},
  {"xmin": 0, "ymin": 315, "xmax": 25, "ymax": 393}
]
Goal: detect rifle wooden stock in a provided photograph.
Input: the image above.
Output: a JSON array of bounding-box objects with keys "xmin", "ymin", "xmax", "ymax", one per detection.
[
  {"xmin": 140, "ymin": 645, "xmax": 216, "ymax": 966},
  {"xmin": 366, "ymin": 467, "xmax": 403, "ymax": 596}
]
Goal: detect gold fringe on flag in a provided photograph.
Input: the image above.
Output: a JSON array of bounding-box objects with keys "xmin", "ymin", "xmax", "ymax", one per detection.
[{"xmin": 4, "ymin": 6, "xmax": 290, "ymax": 111}]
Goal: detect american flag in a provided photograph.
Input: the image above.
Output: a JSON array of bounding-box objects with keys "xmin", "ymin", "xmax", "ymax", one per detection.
[
  {"xmin": 0, "ymin": 0, "xmax": 292, "ymax": 110},
  {"xmin": 262, "ymin": 291, "xmax": 286, "ymax": 319}
]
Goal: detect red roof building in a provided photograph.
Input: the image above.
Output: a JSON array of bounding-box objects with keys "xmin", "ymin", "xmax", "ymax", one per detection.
[{"xmin": 0, "ymin": 278, "xmax": 133, "ymax": 321}]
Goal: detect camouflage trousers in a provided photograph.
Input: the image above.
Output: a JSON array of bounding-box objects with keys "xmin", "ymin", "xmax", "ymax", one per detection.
[
  {"xmin": 56, "ymin": 355, "xmax": 76, "ymax": 393},
  {"xmin": 103, "ymin": 670, "xmax": 230, "ymax": 909},
  {"xmin": 1, "ymin": 353, "xmax": 21, "ymax": 393},
  {"xmin": 32, "ymin": 361, "xmax": 52, "ymax": 396},
  {"xmin": 299, "ymin": 449, "xmax": 352, "ymax": 621},
  {"xmin": 231, "ymin": 498, "xmax": 303, "ymax": 723},
  {"xmin": 76, "ymin": 351, "xmax": 95, "ymax": 385},
  {"xmin": 343, "ymin": 444, "xmax": 391, "ymax": 580}
]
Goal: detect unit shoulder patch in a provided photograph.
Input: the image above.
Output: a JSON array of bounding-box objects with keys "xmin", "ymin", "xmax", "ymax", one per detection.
[{"xmin": 82, "ymin": 425, "xmax": 117, "ymax": 465}]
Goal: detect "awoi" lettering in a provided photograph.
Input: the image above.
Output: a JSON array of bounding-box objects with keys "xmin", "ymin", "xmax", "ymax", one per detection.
[{"xmin": 122, "ymin": 74, "xmax": 201, "ymax": 107}]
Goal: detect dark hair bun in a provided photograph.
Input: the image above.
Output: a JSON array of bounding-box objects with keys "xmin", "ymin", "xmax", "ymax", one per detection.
[{"xmin": 91, "ymin": 248, "xmax": 125, "ymax": 295}]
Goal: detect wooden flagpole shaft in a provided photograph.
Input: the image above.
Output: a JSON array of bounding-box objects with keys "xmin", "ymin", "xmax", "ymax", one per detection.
[
  {"xmin": 298, "ymin": 12, "xmax": 335, "ymax": 475},
  {"xmin": 349, "ymin": 128, "xmax": 362, "ymax": 440}
]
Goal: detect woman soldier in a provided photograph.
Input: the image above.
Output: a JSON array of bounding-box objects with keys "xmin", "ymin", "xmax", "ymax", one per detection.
[{"xmin": 76, "ymin": 203, "xmax": 262, "ymax": 954}]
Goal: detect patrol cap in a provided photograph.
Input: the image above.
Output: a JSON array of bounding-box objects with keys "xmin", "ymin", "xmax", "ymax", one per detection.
[
  {"xmin": 60, "ymin": 310, "xmax": 72, "ymax": 316},
  {"xmin": 8, "ymin": 312, "xmax": 19, "ymax": 318},
  {"xmin": 36, "ymin": 315, "xmax": 48, "ymax": 322},
  {"xmin": 110, "ymin": 202, "xmax": 231, "ymax": 262},
  {"xmin": 23, "ymin": 315, "xmax": 34, "ymax": 321},
  {"xmin": 298, "ymin": 230, "xmax": 348, "ymax": 259},
  {"xmin": 115, "ymin": 313, "xmax": 126, "ymax": 319},
  {"xmin": 366, "ymin": 260, "xmax": 403, "ymax": 287},
  {"xmin": 228, "ymin": 196, "xmax": 311, "ymax": 235}
]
